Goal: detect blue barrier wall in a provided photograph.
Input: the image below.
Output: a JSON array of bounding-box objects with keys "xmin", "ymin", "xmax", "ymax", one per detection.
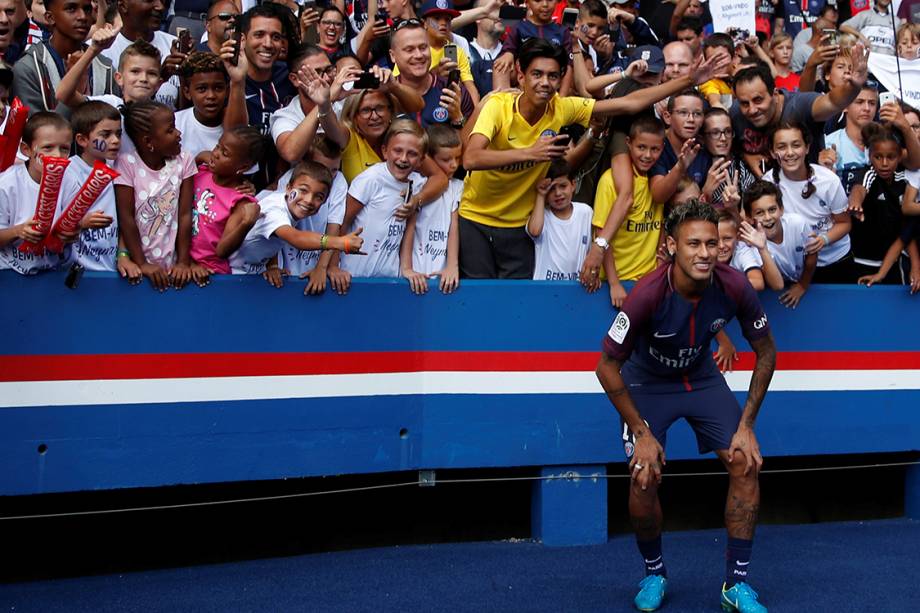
[{"xmin": 1, "ymin": 271, "xmax": 919, "ymax": 543}]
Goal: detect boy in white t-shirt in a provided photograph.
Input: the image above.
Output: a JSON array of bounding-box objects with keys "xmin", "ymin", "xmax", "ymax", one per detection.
[
  {"xmin": 57, "ymin": 31, "xmax": 165, "ymax": 157},
  {"xmin": 279, "ymin": 137, "xmax": 349, "ymax": 292},
  {"xmin": 98, "ymin": 0, "xmax": 183, "ymax": 108},
  {"xmin": 230, "ymin": 161, "xmax": 363, "ymax": 279},
  {"xmin": 400, "ymin": 125, "xmax": 461, "ymax": 294},
  {"xmin": 340, "ymin": 119, "xmax": 436, "ymax": 279},
  {"xmin": 57, "ymin": 101, "xmax": 122, "ymax": 272},
  {"xmin": 176, "ymin": 50, "xmax": 250, "ymax": 161},
  {"xmin": 527, "ymin": 160, "xmax": 593, "ymax": 284},
  {"xmin": 0, "ymin": 113, "xmax": 72, "ymax": 274},
  {"xmin": 743, "ymin": 181, "xmax": 818, "ymax": 309}
]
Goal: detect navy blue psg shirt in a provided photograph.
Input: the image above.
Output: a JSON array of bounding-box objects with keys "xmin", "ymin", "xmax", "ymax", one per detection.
[{"xmin": 602, "ymin": 263, "xmax": 771, "ymax": 391}]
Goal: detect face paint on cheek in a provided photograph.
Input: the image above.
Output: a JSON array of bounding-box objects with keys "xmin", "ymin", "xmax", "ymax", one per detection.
[{"xmin": 92, "ymin": 139, "xmax": 107, "ymax": 152}]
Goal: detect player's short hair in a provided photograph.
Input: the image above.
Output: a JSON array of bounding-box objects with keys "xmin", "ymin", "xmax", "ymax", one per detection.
[
  {"xmin": 426, "ymin": 124, "xmax": 461, "ymax": 154},
  {"xmin": 119, "ymin": 39, "xmax": 163, "ymax": 72},
  {"xmin": 70, "ymin": 101, "xmax": 122, "ymax": 137},
  {"xmin": 290, "ymin": 160, "xmax": 333, "ymax": 190},
  {"xmin": 629, "ymin": 116, "xmax": 665, "ymax": 139},
  {"xmin": 579, "ymin": 0, "xmax": 607, "ymax": 20},
  {"xmin": 179, "ymin": 51, "xmax": 228, "ymax": 81},
  {"xmin": 517, "ymin": 38, "xmax": 569, "ymax": 76},
  {"xmin": 742, "ymin": 180, "xmax": 783, "ymax": 216},
  {"xmin": 666, "ymin": 88, "xmax": 705, "ymax": 112},
  {"xmin": 546, "ymin": 159, "xmax": 575, "ymax": 180},
  {"xmin": 383, "ymin": 118, "xmax": 428, "ymax": 156},
  {"xmin": 733, "ymin": 62, "xmax": 775, "ymax": 95},
  {"xmin": 23, "ymin": 112, "xmax": 71, "ymax": 145},
  {"xmin": 664, "ymin": 199, "xmax": 719, "ymax": 237}
]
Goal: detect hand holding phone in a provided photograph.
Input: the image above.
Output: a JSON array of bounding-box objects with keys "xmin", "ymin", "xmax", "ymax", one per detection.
[
  {"xmin": 562, "ymin": 8, "xmax": 578, "ymax": 29},
  {"xmin": 229, "ymin": 19, "xmax": 243, "ymax": 67},
  {"xmin": 443, "ymin": 44, "xmax": 458, "ymax": 64},
  {"xmin": 176, "ymin": 27, "xmax": 193, "ymax": 54},
  {"xmin": 354, "ymin": 70, "xmax": 381, "ymax": 89}
]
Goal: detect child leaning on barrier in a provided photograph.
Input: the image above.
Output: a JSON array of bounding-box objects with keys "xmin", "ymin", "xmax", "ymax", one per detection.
[
  {"xmin": 399, "ymin": 124, "xmax": 461, "ymax": 295},
  {"xmin": 229, "ymin": 160, "xmax": 364, "ymax": 284},
  {"xmin": 0, "ymin": 112, "xmax": 71, "ymax": 274},
  {"xmin": 527, "ymin": 160, "xmax": 593, "ymax": 286}
]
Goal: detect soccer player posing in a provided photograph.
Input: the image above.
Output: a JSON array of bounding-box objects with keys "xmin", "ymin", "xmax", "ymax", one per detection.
[{"xmin": 595, "ymin": 200, "xmax": 777, "ymax": 613}]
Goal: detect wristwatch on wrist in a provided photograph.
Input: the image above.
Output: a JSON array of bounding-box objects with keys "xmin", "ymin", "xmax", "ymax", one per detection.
[{"xmin": 593, "ymin": 236, "xmax": 610, "ymax": 251}]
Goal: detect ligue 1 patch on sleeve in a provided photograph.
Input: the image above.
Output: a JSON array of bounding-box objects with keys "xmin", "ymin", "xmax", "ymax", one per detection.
[{"xmin": 608, "ymin": 311, "xmax": 630, "ymax": 344}]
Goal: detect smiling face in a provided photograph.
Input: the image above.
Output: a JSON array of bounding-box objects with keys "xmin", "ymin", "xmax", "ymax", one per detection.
[
  {"xmin": 626, "ymin": 131, "xmax": 665, "ymax": 173},
  {"xmin": 354, "ymin": 91, "xmax": 393, "ymax": 141},
  {"xmin": 286, "ymin": 175, "xmax": 329, "ymax": 220},
  {"xmin": 119, "ymin": 0, "xmax": 165, "ymax": 36},
  {"xmin": 735, "ymin": 77, "xmax": 776, "ymax": 128},
  {"xmin": 318, "ymin": 8, "xmax": 345, "ymax": 48},
  {"xmin": 184, "ymin": 71, "xmax": 228, "ymax": 124},
  {"xmin": 21, "ymin": 125, "xmax": 74, "ymax": 174},
  {"xmin": 383, "ymin": 132, "xmax": 424, "ymax": 182},
  {"xmin": 668, "ymin": 219, "xmax": 718, "ymax": 283},
  {"xmin": 47, "ymin": 0, "xmax": 94, "ymax": 43},
  {"xmin": 703, "ymin": 113, "xmax": 733, "ymax": 157},
  {"xmin": 749, "ymin": 194, "xmax": 783, "ymax": 242},
  {"xmin": 771, "ymin": 127, "xmax": 808, "ymax": 176},
  {"xmin": 244, "ymin": 15, "xmax": 284, "ymax": 73},
  {"xmin": 390, "ymin": 26, "xmax": 431, "ymax": 80},
  {"xmin": 518, "ymin": 56, "xmax": 562, "ymax": 105},
  {"xmin": 115, "ymin": 54, "xmax": 162, "ymax": 102},
  {"xmin": 717, "ymin": 219, "xmax": 738, "ymax": 264}
]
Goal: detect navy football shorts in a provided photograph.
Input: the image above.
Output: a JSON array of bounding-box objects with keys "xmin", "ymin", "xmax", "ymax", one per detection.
[{"xmin": 619, "ymin": 377, "xmax": 742, "ymax": 458}]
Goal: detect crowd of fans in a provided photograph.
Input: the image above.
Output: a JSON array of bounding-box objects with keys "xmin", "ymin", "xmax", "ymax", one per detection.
[{"xmin": 1, "ymin": 0, "xmax": 919, "ymax": 307}]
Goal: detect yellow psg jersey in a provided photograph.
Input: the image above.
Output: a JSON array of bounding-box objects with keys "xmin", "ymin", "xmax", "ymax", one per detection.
[
  {"xmin": 592, "ymin": 168, "xmax": 663, "ymax": 282},
  {"xmin": 342, "ymin": 130, "xmax": 382, "ymax": 184},
  {"xmin": 460, "ymin": 92, "xmax": 595, "ymax": 228}
]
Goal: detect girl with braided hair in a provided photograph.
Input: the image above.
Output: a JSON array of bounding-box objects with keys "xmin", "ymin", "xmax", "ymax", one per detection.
[
  {"xmin": 114, "ymin": 100, "xmax": 203, "ymax": 291},
  {"xmin": 767, "ymin": 120, "xmax": 855, "ymax": 284}
]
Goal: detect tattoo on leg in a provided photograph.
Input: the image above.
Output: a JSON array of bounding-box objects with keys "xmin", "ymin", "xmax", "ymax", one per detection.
[{"xmin": 725, "ymin": 494, "xmax": 759, "ymax": 540}]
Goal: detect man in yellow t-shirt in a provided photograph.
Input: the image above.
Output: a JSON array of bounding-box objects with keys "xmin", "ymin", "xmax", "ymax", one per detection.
[
  {"xmin": 592, "ymin": 117, "xmax": 667, "ymax": 307},
  {"xmin": 461, "ymin": 38, "xmax": 724, "ymax": 278}
]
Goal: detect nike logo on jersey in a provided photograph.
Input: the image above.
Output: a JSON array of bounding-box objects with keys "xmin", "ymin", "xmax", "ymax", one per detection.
[
  {"xmin": 508, "ymin": 136, "xmax": 516, "ymax": 141},
  {"xmin": 246, "ymin": 94, "xmax": 259, "ymax": 100},
  {"xmin": 652, "ymin": 331, "xmax": 677, "ymax": 338}
]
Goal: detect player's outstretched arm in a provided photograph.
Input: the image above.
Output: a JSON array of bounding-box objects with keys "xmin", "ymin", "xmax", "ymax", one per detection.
[
  {"xmin": 596, "ymin": 354, "xmax": 664, "ymax": 491},
  {"xmin": 729, "ymin": 333, "xmax": 776, "ymax": 475}
]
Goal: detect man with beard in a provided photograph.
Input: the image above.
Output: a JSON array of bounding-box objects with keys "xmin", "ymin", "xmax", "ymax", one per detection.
[
  {"xmin": 200, "ymin": 0, "xmax": 240, "ymax": 55},
  {"xmin": 731, "ymin": 52, "xmax": 869, "ymax": 176}
]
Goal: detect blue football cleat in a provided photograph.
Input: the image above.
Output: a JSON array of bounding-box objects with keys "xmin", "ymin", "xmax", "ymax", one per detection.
[
  {"xmin": 634, "ymin": 574, "xmax": 667, "ymax": 611},
  {"xmin": 721, "ymin": 582, "xmax": 767, "ymax": 613}
]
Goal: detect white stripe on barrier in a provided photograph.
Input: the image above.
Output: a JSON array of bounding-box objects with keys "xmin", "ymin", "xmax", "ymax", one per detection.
[{"xmin": 2, "ymin": 370, "xmax": 920, "ymax": 408}]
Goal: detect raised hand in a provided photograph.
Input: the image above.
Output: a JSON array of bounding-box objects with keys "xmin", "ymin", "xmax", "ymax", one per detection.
[
  {"xmin": 738, "ymin": 220, "xmax": 767, "ymax": 250},
  {"xmin": 89, "ymin": 24, "xmax": 121, "ymax": 51},
  {"xmin": 847, "ymin": 42, "xmax": 870, "ymax": 87}
]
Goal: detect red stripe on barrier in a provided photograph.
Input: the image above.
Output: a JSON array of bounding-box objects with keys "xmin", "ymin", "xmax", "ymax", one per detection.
[{"xmin": 0, "ymin": 351, "xmax": 919, "ymax": 382}]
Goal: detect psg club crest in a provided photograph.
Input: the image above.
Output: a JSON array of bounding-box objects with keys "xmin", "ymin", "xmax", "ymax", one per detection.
[
  {"xmin": 433, "ymin": 106, "xmax": 449, "ymax": 123},
  {"xmin": 710, "ymin": 318, "xmax": 726, "ymax": 333},
  {"xmin": 437, "ymin": 0, "xmax": 448, "ymax": 8},
  {"xmin": 540, "ymin": 129, "xmax": 557, "ymax": 138},
  {"xmin": 624, "ymin": 441, "xmax": 635, "ymax": 458}
]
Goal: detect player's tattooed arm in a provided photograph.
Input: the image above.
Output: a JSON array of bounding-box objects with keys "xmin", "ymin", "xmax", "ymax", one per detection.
[{"xmin": 741, "ymin": 333, "xmax": 777, "ymax": 428}]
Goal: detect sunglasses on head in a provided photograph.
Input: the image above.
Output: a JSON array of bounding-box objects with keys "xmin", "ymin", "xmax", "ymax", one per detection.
[{"xmin": 392, "ymin": 18, "xmax": 424, "ymax": 31}]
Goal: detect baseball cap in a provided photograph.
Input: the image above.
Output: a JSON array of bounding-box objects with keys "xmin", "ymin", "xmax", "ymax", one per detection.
[
  {"xmin": 627, "ymin": 45, "xmax": 665, "ymax": 74},
  {"xmin": 419, "ymin": 0, "xmax": 461, "ymax": 18}
]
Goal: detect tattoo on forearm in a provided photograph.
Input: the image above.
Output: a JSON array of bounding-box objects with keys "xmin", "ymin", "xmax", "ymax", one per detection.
[{"xmin": 743, "ymin": 336, "xmax": 776, "ymax": 427}]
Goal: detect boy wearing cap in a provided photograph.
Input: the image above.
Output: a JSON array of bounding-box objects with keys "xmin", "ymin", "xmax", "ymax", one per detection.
[
  {"xmin": 11, "ymin": 0, "xmax": 115, "ymax": 117},
  {"xmin": 418, "ymin": 0, "xmax": 480, "ymax": 105}
]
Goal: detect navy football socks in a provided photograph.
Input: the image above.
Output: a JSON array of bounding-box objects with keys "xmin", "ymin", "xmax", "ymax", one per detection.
[
  {"xmin": 725, "ymin": 537, "xmax": 753, "ymax": 587},
  {"xmin": 637, "ymin": 535, "xmax": 667, "ymax": 577}
]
